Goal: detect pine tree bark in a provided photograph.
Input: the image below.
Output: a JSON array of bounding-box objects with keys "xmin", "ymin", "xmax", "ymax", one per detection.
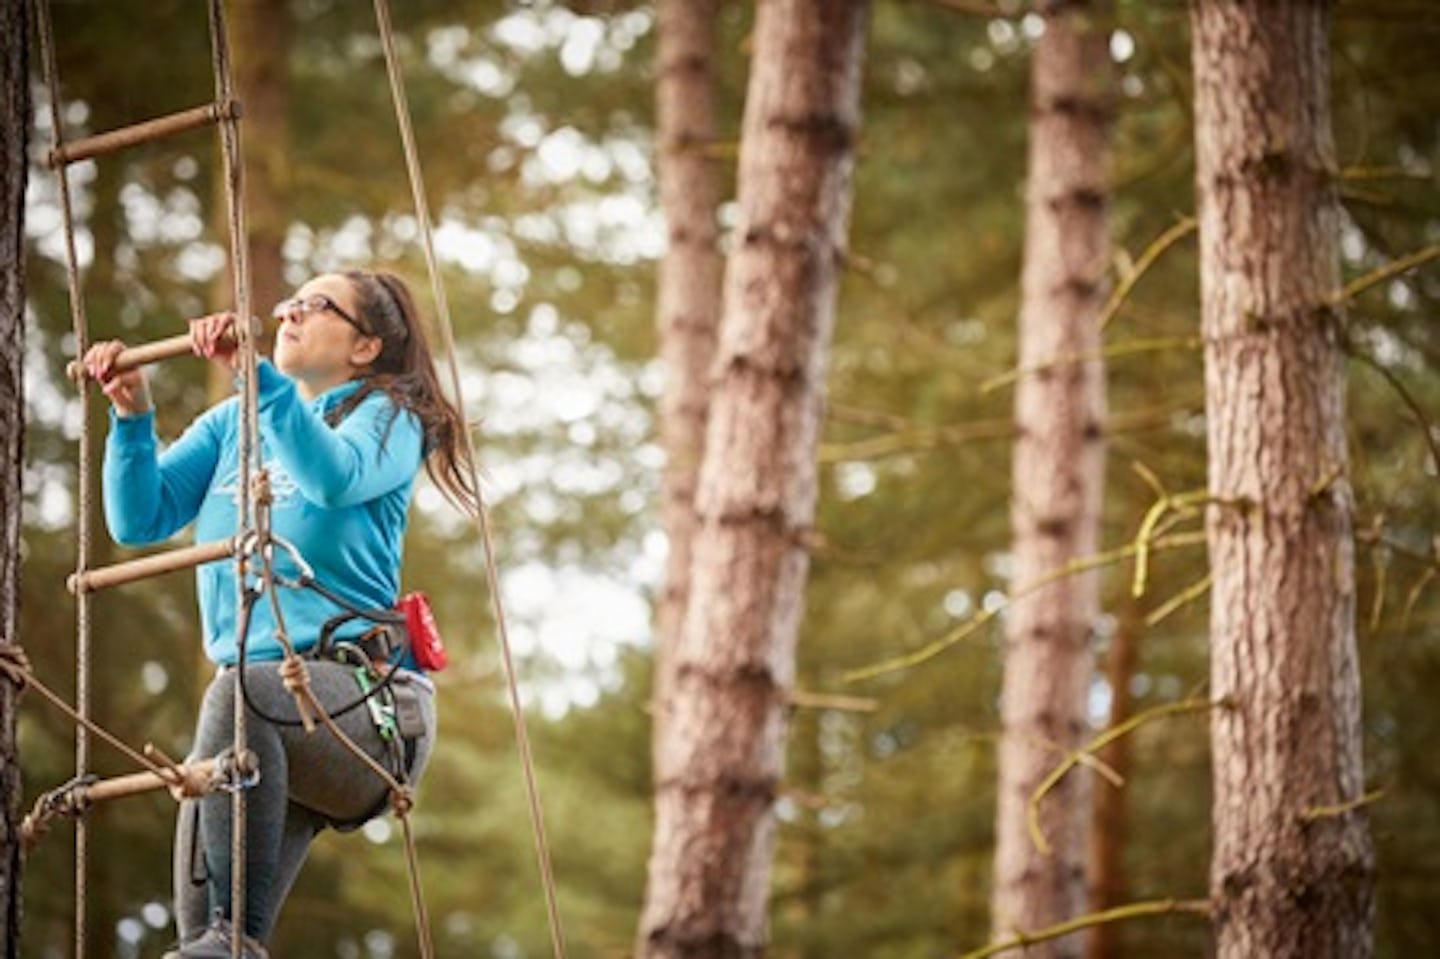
[
  {"xmin": 638, "ymin": 2, "xmax": 868, "ymax": 955},
  {"xmin": 652, "ymin": 0, "xmax": 723, "ymax": 765},
  {"xmin": 209, "ymin": 0, "xmax": 288, "ymax": 401},
  {"xmin": 990, "ymin": 3, "xmax": 1112, "ymax": 954},
  {"xmin": 1193, "ymin": 3, "xmax": 1375, "ymax": 956},
  {"xmin": 0, "ymin": 0, "xmax": 31, "ymax": 952}
]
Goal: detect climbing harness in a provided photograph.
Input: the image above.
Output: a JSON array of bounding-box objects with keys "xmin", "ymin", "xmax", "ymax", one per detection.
[
  {"xmin": 20, "ymin": 2, "xmax": 570, "ymax": 958},
  {"xmin": 20, "ymin": 3, "xmax": 568, "ymax": 958},
  {"xmin": 15, "ymin": 0, "xmax": 573, "ymax": 950}
]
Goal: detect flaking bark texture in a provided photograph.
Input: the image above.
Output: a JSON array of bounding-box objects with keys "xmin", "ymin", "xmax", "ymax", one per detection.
[
  {"xmin": 638, "ymin": 2, "xmax": 868, "ymax": 955},
  {"xmin": 990, "ymin": 2, "xmax": 1112, "ymax": 954},
  {"xmin": 232, "ymin": 0, "xmax": 287, "ymax": 320},
  {"xmin": 209, "ymin": 0, "xmax": 288, "ymax": 401},
  {"xmin": 653, "ymin": 0, "xmax": 724, "ymax": 767},
  {"xmin": 1, "ymin": 0, "xmax": 31, "ymax": 951},
  {"xmin": 1191, "ymin": 2, "xmax": 1375, "ymax": 956}
]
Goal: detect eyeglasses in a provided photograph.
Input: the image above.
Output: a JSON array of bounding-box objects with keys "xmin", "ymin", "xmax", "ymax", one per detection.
[{"xmin": 271, "ymin": 294, "xmax": 373, "ymax": 336}]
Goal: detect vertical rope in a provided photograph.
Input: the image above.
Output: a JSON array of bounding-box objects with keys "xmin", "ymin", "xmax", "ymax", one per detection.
[
  {"xmin": 370, "ymin": 3, "xmax": 567, "ymax": 957},
  {"xmin": 34, "ymin": 3, "xmax": 91, "ymax": 952},
  {"xmin": 399, "ymin": 813, "xmax": 435, "ymax": 958},
  {"xmin": 206, "ymin": 1, "xmax": 257, "ymax": 952}
]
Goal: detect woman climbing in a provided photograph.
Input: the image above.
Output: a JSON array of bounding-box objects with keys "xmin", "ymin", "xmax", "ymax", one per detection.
[{"xmin": 82, "ymin": 270, "xmax": 474, "ymax": 958}]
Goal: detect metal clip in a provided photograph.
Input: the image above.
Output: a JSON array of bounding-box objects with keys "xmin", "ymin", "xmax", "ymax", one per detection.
[{"xmin": 213, "ymin": 748, "xmax": 261, "ymax": 793}]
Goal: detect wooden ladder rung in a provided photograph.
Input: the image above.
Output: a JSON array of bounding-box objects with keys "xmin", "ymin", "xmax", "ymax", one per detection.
[
  {"xmin": 68, "ymin": 333, "xmax": 194, "ymax": 382},
  {"xmin": 67, "ymin": 318, "xmax": 258, "ymax": 382},
  {"xmin": 83, "ymin": 758, "xmax": 219, "ymax": 804},
  {"xmin": 68, "ymin": 538, "xmax": 236, "ymax": 595},
  {"xmin": 47, "ymin": 99, "xmax": 241, "ymax": 168}
]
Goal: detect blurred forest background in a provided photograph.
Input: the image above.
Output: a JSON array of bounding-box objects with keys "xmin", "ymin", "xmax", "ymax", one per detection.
[{"xmin": 13, "ymin": 0, "xmax": 1440, "ymax": 956}]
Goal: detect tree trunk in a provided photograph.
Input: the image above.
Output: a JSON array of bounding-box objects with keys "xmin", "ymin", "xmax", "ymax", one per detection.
[
  {"xmin": 652, "ymin": 0, "xmax": 723, "ymax": 766},
  {"xmin": 0, "ymin": 0, "xmax": 31, "ymax": 952},
  {"xmin": 638, "ymin": 2, "xmax": 868, "ymax": 955},
  {"xmin": 1085, "ymin": 596, "xmax": 1140, "ymax": 959},
  {"xmin": 990, "ymin": 2, "xmax": 1112, "ymax": 954},
  {"xmin": 210, "ymin": 0, "xmax": 287, "ymax": 401},
  {"xmin": 1192, "ymin": 2, "xmax": 1375, "ymax": 956}
]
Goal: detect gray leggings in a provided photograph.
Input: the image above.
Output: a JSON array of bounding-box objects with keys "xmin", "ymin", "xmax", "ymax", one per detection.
[{"xmin": 174, "ymin": 661, "xmax": 436, "ymax": 944}]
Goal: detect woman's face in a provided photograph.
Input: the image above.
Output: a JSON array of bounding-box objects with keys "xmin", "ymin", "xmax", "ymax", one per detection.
[{"xmin": 272, "ymin": 274, "xmax": 379, "ymax": 395}]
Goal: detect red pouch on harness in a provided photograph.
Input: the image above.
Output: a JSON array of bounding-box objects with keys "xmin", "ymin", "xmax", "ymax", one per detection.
[{"xmin": 400, "ymin": 592, "xmax": 448, "ymax": 671}]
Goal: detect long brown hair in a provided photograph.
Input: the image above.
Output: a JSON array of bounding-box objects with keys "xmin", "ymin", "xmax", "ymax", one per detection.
[{"xmin": 331, "ymin": 269, "xmax": 479, "ymax": 516}]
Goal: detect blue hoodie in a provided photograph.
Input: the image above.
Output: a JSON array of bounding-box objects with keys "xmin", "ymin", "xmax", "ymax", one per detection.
[{"xmin": 103, "ymin": 360, "xmax": 424, "ymax": 666}]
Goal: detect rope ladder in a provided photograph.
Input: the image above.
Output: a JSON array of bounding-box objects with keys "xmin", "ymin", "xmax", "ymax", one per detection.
[{"xmin": 20, "ymin": 3, "xmax": 566, "ymax": 958}]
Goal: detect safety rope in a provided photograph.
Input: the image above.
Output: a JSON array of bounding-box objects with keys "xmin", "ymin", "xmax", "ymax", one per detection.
[
  {"xmin": 238, "ymin": 513, "xmax": 437, "ymax": 959},
  {"xmin": 29, "ymin": 6, "xmax": 455, "ymax": 956},
  {"xmin": 32, "ymin": 1, "xmax": 264, "ymax": 951},
  {"xmin": 203, "ymin": 40, "xmax": 267, "ymax": 951},
  {"xmin": 0, "ymin": 645, "xmax": 239, "ymax": 876},
  {"xmin": 0, "ymin": 647, "xmax": 196, "ymax": 796},
  {"xmin": 371, "ymin": 2, "xmax": 568, "ymax": 956},
  {"xmin": 202, "ymin": 4, "xmax": 261, "ymax": 952},
  {"xmin": 33, "ymin": 5, "xmax": 93, "ymax": 953}
]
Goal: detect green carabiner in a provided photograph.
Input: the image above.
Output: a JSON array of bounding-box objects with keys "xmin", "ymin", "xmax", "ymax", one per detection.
[{"xmin": 354, "ymin": 665, "xmax": 398, "ymax": 741}]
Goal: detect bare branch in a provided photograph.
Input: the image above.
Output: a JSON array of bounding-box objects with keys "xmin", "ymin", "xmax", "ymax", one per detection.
[
  {"xmin": 1341, "ymin": 165, "xmax": 1438, "ymax": 182},
  {"xmin": 980, "ymin": 336, "xmax": 1202, "ymax": 394},
  {"xmin": 1355, "ymin": 525, "xmax": 1440, "ymax": 569},
  {"xmin": 1144, "ymin": 572, "xmax": 1213, "ymax": 627},
  {"xmin": 1403, "ymin": 567, "xmax": 1437, "ymax": 631},
  {"xmin": 1369, "ymin": 540, "xmax": 1388, "ymax": 633},
  {"xmin": 827, "ymin": 402, "xmax": 920, "ymax": 432},
  {"xmin": 1131, "ymin": 488, "xmax": 1213, "ymax": 598},
  {"xmin": 788, "ymin": 689, "xmax": 879, "ymax": 713},
  {"xmin": 959, "ymin": 898, "xmax": 1211, "ymax": 959},
  {"xmin": 1130, "ymin": 459, "xmax": 1167, "ymax": 500},
  {"xmin": 821, "ymin": 405, "xmax": 1200, "ymax": 464},
  {"xmin": 843, "ymin": 531, "xmax": 1209, "ymax": 683},
  {"xmin": 1099, "ymin": 216, "xmax": 1198, "ymax": 331},
  {"xmin": 818, "ymin": 417, "xmax": 1015, "ymax": 463},
  {"xmin": 1346, "ymin": 348, "xmax": 1440, "ymax": 474},
  {"xmin": 1026, "ymin": 698, "xmax": 1215, "ymax": 856},
  {"xmin": 1330, "ymin": 243, "xmax": 1440, "ymax": 306},
  {"xmin": 1300, "ymin": 788, "xmax": 1385, "ymax": 823},
  {"xmin": 920, "ymin": 0, "xmax": 1011, "ymax": 17}
]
